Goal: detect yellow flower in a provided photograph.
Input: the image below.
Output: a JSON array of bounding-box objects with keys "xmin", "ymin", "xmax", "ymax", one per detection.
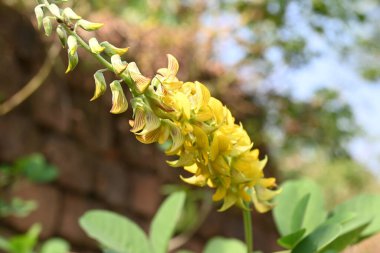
[{"xmin": 129, "ymin": 54, "xmax": 279, "ymax": 211}]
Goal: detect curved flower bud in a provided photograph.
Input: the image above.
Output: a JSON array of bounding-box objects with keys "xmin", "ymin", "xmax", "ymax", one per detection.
[
  {"xmin": 42, "ymin": 16, "xmax": 52, "ymax": 36},
  {"xmin": 157, "ymin": 54, "xmax": 179, "ymax": 78},
  {"xmin": 127, "ymin": 62, "xmax": 151, "ymax": 93},
  {"xmin": 90, "ymin": 69, "xmax": 107, "ymax": 101},
  {"xmin": 47, "ymin": 3, "xmax": 61, "ymax": 18},
  {"xmin": 56, "ymin": 25, "xmax": 67, "ymax": 48},
  {"xmin": 111, "ymin": 54, "xmax": 127, "ymax": 74},
  {"xmin": 65, "ymin": 51, "xmax": 78, "ymax": 73},
  {"xmin": 34, "ymin": 5, "xmax": 44, "ymax": 30},
  {"xmin": 100, "ymin": 41, "xmax": 129, "ymax": 56},
  {"xmin": 110, "ymin": 80, "xmax": 128, "ymax": 114},
  {"xmin": 67, "ymin": 35, "xmax": 78, "ymax": 56},
  {"xmin": 89, "ymin": 38, "xmax": 105, "ymax": 54},
  {"xmin": 77, "ymin": 19, "xmax": 103, "ymax": 31},
  {"xmin": 62, "ymin": 7, "xmax": 81, "ymax": 20}
]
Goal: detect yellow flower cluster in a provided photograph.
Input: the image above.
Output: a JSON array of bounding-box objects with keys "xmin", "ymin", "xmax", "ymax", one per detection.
[{"xmin": 129, "ymin": 55, "xmax": 279, "ymax": 211}]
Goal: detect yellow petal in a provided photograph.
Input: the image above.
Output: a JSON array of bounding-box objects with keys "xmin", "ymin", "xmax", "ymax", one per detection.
[
  {"xmin": 212, "ymin": 187, "xmax": 227, "ymax": 201},
  {"xmin": 180, "ymin": 174, "xmax": 206, "ymax": 186},
  {"xmin": 127, "ymin": 62, "xmax": 151, "ymax": 93},
  {"xmin": 130, "ymin": 107, "xmax": 146, "ymax": 133},
  {"xmin": 109, "ymin": 80, "xmax": 128, "ymax": 114},
  {"xmin": 165, "ymin": 124, "xmax": 185, "ymax": 155}
]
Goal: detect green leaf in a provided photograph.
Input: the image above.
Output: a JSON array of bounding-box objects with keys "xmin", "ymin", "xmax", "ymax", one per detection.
[
  {"xmin": 332, "ymin": 194, "xmax": 380, "ymax": 238},
  {"xmin": 0, "ymin": 236, "xmax": 10, "ymax": 251},
  {"xmin": 320, "ymin": 216, "xmax": 371, "ymax": 253},
  {"xmin": 40, "ymin": 238, "xmax": 70, "ymax": 253},
  {"xmin": 203, "ymin": 237, "xmax": 246, "ymax": 253},
  {"xmin": 15, "ymin": 154, "xmax": 58, "ymax": 183},
  {"xmin": 277, "ymin": 229, "xmax": 306, "ymax": 249},
  {"xmin": 79, "ymin": 210, "xmax": 151, "ymax": 253},
  {"xmin": 292, "ymin": 223, "xmax": 341, "ymax": 253},
  {"xmin": 273, "ymin": 178, "xmax": 327, "ymax": 237},
  {"xmin": 150, "ymin": 191, "xmax": 186, "ymax": 253},
  {"xmin": 9, "ymin": 224, "xmax": 41, "ymax": 253}
]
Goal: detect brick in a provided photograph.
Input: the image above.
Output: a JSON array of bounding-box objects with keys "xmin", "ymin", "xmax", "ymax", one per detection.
[
  {"xmin": 0, "ymin": 115, "xmax": 41, "ymax": 162},
  {"xmin": 30, "ymin": 77, "xmax": 71, "ymax": 133},
  {"xmin": 95, "ymin": 160, "xmax": 129, "ymax": 208},
  {"xmin": 130, "ymin": 173, "xmax": 162, "ymax": 217},
  {"xmin": 43, "ymin": 137, "xmax": 93, "ymax": 193},
  {"xmin": 6, "ymin": 180, "xmax": 61, "ymax": 238},
  {"xmin": 58, "ymin": 193, "xmax": 103, "ymax": 247}
]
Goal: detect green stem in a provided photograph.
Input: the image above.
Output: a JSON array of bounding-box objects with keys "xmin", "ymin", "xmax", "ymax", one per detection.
[{"xmin": 243, "ymin": 209, "xmax": 253, "ymax": 253}]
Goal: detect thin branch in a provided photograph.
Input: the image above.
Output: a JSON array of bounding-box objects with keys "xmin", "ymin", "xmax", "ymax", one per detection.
[{"xmin": 0, "ymin": 42, "xmax": 61, "ymax": 116}]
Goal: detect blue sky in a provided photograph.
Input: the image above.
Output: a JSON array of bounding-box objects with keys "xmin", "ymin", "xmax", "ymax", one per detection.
[{"xmin": 202, "ymin": 1, "xmax": 380, "ymax": 175}]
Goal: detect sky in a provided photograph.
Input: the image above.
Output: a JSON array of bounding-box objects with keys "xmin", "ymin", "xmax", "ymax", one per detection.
[{"xmin": 202, "ymin": 1, "xmax": 380, "ymax": 175}]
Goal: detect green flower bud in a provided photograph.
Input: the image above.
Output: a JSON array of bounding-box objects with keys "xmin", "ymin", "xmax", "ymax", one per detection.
[
  {"xmin": 56, "ymin": 25, "xmax": 67, "ymax": 47},
  {"xmin": 67, "ymin": 35, "xmax": 78, "ymax": 56},
  {"xmin": 77, "ymin": 19, "xmax": 103, "ymax": 31},
  {"xmin": 65, "ymin": 51, "xmax": 78, "ymax": 73},
  {"xmin": 110, "ymin": 80, "xmax": 128, "ymax": 114},
  {"xmin": 62, "ymin": 7, "xmax": 81, "ymax": 20},
  {"xmin": 111, "ymin": 54, "xmax": 127, "ymax": 74},
  {"xmin": 42, "ymin": 16, "xmax": 52, "ymax": 36},
  {"xmin": 34, "ymin": 5, "xmax": 44, "ymax": 30},
  {"xmin": 48, "ymin": 3, "xmax": 61, "ymax": 18},
  {"xmin": 89, "ymin": 38, "xmax": 105, "ymax": 54},
  {"xmin": 90, "ymin": 69, "xmax": 107, "ymax": 101},
  {"xmin": 100, "ymin": 41, "xmax": 129, "ymax": 56}
]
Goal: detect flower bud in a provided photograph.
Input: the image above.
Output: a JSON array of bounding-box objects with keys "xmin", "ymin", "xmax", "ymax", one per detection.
[
  {"xmin": 56, "ymin": 25, "xmax": 67, "ymax": 47},
  {"xmin": 62, "ymin": 7, "xmax": 81, "ymax": 20},
  {"xmin": 77, "ymin": 19, "xmax": 103, "ymax": 31},
  {"xmin": 42, "ymin": 16, "xmax": 52, "ymax": 36},
  {"xmin": 65, "ymin": 51, "xmax": 78, "ymax": 73},
  {"xmin": 110, "ymin": 80, "xmax": 128, "ymax": 114},
  {"xmin": 111, "ymin": 54, "xmax": 127, "ymax": 74},
  {"xmin": 90, "ymin": 70, "xmax": 107, "ymax": 101},
  {"xmin": 67, "ymin": 35, "xmax": 78, "ymax": 56},
  {"xmin": 34, "ymin": 5, "xmax": 44, "ymax": 30},
  {"xmin": 100, "ymin": 41, "xmax": 129, "ymax": 56},
  {"xmin": 89, "ymin": 38, "xmax": 105, "ymax": 54}
]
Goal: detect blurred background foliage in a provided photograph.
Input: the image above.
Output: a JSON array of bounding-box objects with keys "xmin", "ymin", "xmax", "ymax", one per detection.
[{"xmin": 2, "ymin": 0, "xmax": 380, "ymax": 210}]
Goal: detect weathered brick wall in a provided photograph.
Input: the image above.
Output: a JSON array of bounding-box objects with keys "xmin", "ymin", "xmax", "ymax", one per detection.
[{"xmin": 0, "ymin": 4, "xmax": 280, "ymax": 253}]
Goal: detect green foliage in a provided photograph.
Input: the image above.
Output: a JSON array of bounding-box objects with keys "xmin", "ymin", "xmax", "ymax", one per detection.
[
  {"xmin": 0, "ymin": 225, "xmax": 69, "ymax": 253},
  {"xmin": 0, "ymin": 198, "xmax": 37, "ymax": 217},
  {"xmin": 39, "ymin": 238, "xmax": 70, "ymax": 253},
  {"xmin": 203, "ymin": 237, "xmax": 247, "ymax": 253},
  {"xmin": 273, "ymin": 179, "xmax": 327, "ymax": 236},
  {"xmin": 0, "ymin": 153, "xmax": 58, "ymax": 185},
  {"xmin": 273, "ymin": 178, "xmax": 380, "ymax": 252},
  {"xmin": 150, "ymin": 191, "xmax": 186, "ymax": 253},
  {"xmin": 0, "ymin": 153, "xmax": 58, "ymax": 217},
  {"xmin": 80, "ymin": 191, "xmax": 186, "ymax": 253},
  {"xmin": 80, "ymin": 210, "xmax": 152, "ymax": 253}
]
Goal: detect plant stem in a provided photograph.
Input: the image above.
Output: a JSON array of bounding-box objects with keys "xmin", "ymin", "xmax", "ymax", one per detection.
[{"xmin": 243, "ymin": 209, "xmax": 253, "ymax": 253}]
